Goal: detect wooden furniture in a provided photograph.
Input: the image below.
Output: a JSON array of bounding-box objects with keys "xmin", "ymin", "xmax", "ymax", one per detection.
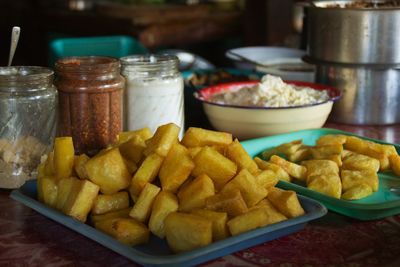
[
  {"xmin": 0, "ymin": 0, "xmax": 302, "ymax": 67},
  {"xmin": 2, "ymin": 2, "xmax": 242, "ymax": 66}
]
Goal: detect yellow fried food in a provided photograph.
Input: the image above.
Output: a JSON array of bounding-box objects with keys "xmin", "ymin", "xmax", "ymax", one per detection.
[
  {"xmin": 251, "ymin": 199, "xmax": 287, "ymax": 225},
  {"xmin": 63, "ymin": 179, "xmax": 100, "ymax": 222},
  {"xmin": 54, "ymin": 137, "xmax": 75, "ymax": 179},
  {"xmin": 56, "ymin": 177, "xmax": 79, "ymax": 211},
  {"xmin": 37, "ymin": 176, "xmax": 58, "ymax": 208},
  {"xmin": 117, "ymin": 127, "xmax": 153, "ymax": 144},
  {"xmin": 123, "ymin": 158, "xmax": 138, "ymax": 175},
  {"xmin": 309, "ymin": 144, "xmax": 343, "ymax": 167},
  {"xmin": 310, "ymin": 144, "xmax": 343, "ymax": 158},
  {"xmin": 159, "ymin": 143, "xmax": 195, "ymax": 193},
  {"xmin": 389, "ymin": 154, "xmax": 400, "ymax": 176},
  {"xmin": 165, "ymin": 212, "xmax": 212, "ymax": 253},
  {"xmin": 227, "ymin": 208, "xmax": 269, "ymax": 236},
  {"xmin": 262, "ymin": 140, "xmax": 302, "ymax": 160},
  {"xmin": 192, "ymin": 146, "xmax": 237, "ymax": 190},
  {"xmin": 178, "ymin": 174, "xmax": 215, "ymax": 212},
  {"xmin": 342, "ymin": 153, "xmax": 380, "ymax": 173},
  {"xmin": 341, "ymin": 184, "xmax": 373, "ymax": 200},
  {"xmin": 225, "ymin": 139, "xmax": 259, "ymax": 175},
  {"xmin": 256, "ymin": 170, "xmax": 279, "ymax": 189},
  {"xmin": 85, "ymin": 147, "xmax": 131, "ymax": 195},
  {"xmin": 267, "ymin": 187, "xmax": 305, "ymax": 218},
  {"xmin": 181, "ymin": 127, "xmax": 232, "ymax": 147},
  {"xmin": 95, "ymin": 218, "xmax": 149, "ymax": 246},
  {"xmin": 36, "ymin": 124, "xmax": 309, "ymax": 254},
  {"xmin": 129, "ymin": 183, "xmax": 161, "ymax": 223},
  {"xmin": 205, "ymin": 188, "xmax": 248, "ymax": 218},
  {"xmin": 344, "ymin": 136, "xmax": 390, "ymax": 171},
  {"xmin": 288, "ymin": 146, "xmax": 311, "ymax": 162},
  {"xmin": 270, "ymin": 155, "xmax": 307, "ymax": 182},
  {"xmin": 302, "ymin": 159, "xmax": 339, "ymax": 184},
  {"xmin": 74, "ymin": 154, "xmax": 90, "ymax": 179},
  {"xmin": 43, "ymin": 151, "xmax": 55, "ymax": 176},
  {"xmin": 143, "ymin": 123, "xmax": 180, "ymax": 157},
  {"xmin": 91, "ymin": 191, "xmax": 130, "ymax": 215},
  {"xmin": 90, "ymin": 208, "xmax": 131, "ymax": 224},
  {"xmin": 221, "ymin": 169, "xmax": 268, "ymax": 207},
  {"xmin": 307, "ymin": 174, "xmax": 342, "ymax": 199},
  {"xmin": 254, "ymin": 157, "xmax": 291, "ymax": 182},
  {"xmin": 316, "ymin": 134, "xmax": 347, "ymax": 146},
  {"xmin": 129, "ymin": 153, "xmax": 164, "ymax": 200},
  {"xmin": 191, "ymin": 209, "xmax": 229, "ymax": 241},
  {"xmin": 118, "ymin": 134, "xmax": 146, "ymax": 164},
  {"xmin": 149, "ymin": 191, "xmax": 179, "ymax": 239},
  {"xmin": 341, "ymin": 169, "xmax": 378, "ymax": 192}
]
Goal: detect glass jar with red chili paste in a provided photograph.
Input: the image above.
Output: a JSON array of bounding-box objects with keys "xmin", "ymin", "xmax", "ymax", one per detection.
[{"xmin": 55, "ymin": 56, "xmax": 124, "ymax": 156}]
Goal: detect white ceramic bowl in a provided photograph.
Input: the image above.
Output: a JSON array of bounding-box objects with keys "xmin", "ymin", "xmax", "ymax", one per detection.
[
  {"xmin": 225, "ymin": 46, "xmax": 315, "ymax": 82},
  {"xmin": 194, "ymin": 81, "xmax": 341, "ymax": 140}
]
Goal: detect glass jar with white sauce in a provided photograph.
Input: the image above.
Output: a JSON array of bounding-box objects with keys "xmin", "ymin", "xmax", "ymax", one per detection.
[{"xmin": 120, "ymin": 55, "xmax": 184, "ymax": 136}]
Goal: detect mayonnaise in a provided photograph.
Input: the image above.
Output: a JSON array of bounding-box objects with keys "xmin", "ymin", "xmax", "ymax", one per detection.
[
  {"xmin": 121, "ymin": 55, "xmax": 185, "ymax": 137},
  {"xmin": 124, "ymin": 76, "xmax": 184, "ymax": 135}
]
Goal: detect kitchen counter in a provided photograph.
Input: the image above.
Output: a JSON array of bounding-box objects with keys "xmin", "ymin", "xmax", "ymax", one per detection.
[{"xmin": 1, "ymin": 122, "xmax": 400, "ymax": 266}]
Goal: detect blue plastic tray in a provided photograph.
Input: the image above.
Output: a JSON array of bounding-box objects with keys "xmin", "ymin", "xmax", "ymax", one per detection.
[
  {"xmin": 10, "ymin": 180, "xmax": 326, "ymax": 267},
  {"xmin": 241, "ymin": 128, "xmax": 400, "ymax": 221}
]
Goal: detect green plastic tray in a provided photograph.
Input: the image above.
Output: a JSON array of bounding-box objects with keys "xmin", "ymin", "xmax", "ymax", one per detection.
[{"xmin": 241, "ymin": 128, "xmax": 400, "ymax": 221}]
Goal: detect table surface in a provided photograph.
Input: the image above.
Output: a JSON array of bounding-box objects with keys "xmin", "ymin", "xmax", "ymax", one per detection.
[{"xmin": 1, "ymin": 122, "xmax": 400, "ymax": 267}]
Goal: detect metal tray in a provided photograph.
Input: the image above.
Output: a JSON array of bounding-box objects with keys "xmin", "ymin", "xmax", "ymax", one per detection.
[
  {"xmin": 241, "ymin": 128, "xmax": 400, "ymax": 220},
  {"xmin": 10, "ymin": 180, "xmax": 326, "ymax": 267}
]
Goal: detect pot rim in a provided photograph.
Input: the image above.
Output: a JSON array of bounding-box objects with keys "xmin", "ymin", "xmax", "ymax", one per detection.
[
  {"xmin": 310, "ymin": 0, "xmax": 400, "ymax": 10},
  {"xmin": 303, "ymin": 56, "xmax": 400, "ymax": 69}
]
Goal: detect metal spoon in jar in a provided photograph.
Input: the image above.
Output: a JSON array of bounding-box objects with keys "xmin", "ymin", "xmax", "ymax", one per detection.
[{"xmin": 8, "ymin": 26, "xmax": 20, "ymax": 66}]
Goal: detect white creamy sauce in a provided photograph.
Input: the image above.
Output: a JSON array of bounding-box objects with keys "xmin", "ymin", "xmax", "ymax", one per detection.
[
  {"xmin": 210, "ymin": 75, "xmax": 330, "ymax": 107},
  {"xmin": 124, "ymin": 76, "xmax": 185, "ymax": 136}
]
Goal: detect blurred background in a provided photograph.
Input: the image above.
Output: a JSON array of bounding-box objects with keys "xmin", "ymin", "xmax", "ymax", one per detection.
[{"xmin": 0, "ymin": 0, "xmax": 306, "ymax": 67}]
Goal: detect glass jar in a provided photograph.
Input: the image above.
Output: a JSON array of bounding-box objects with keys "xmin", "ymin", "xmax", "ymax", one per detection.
[
  {"xmin": 55, "ymin": 56, "xmax": 124, "ymax": 156},
  {"xmin": 0, "ymin": 66, "xmax": 57, "ymax": 189},
  {"xmin": 120, "ymin": 54, "xmax": 185, "ymax": 137}
]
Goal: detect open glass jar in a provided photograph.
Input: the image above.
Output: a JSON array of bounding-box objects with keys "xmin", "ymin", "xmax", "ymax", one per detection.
[
  {"xmin": 0, "ymin": 66, "xmax": 57, "ymax": 189},
  {"xmin": 55, "ymin": 56, "xmax": 124, "ymax": 156}
]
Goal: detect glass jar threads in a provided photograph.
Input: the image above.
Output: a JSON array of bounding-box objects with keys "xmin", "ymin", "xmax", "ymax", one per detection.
[
  {"xmin": 120, "ymin": 54, "xmax": 185, "ymax": 136},
  {"xmin": 0, "ymin": 66, "xmax": 57, "ymax": 188},
  {"xmin": 55, "ymin": 56, "xmax": 124, "ymax": 156}
]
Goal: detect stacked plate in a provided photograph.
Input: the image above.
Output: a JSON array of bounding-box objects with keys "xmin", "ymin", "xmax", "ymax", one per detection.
[{"xmin": 225, "ymin": 46, "xmax": 315, "ymax": 82}]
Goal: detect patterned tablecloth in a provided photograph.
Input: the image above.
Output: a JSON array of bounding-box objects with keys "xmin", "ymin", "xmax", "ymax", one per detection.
[
  {"xmin": 204, "ymin": 213, "xmax": 400, "ymax": 267},
  {"xmin": 1, "ymin": 123, "xmax": 400, "ymax": 266}
]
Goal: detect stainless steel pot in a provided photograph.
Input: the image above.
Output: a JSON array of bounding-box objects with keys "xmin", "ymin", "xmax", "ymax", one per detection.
[
  {"xmin": 313, "ymin": 62, "xmax": 400, "ymax": 125},
  {"xmin": 308, "ymin": 0, "xmax": 400, "ymax": 64}
]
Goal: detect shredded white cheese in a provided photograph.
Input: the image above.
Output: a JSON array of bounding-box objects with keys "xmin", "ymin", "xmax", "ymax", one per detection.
[{"xmin": 210, "ymin": 74, "xmax": 330, "ymax": 108}]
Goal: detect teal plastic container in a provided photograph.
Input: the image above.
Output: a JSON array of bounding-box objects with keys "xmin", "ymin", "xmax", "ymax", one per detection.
[
  {"xmin": 241, "ymin": 128, "xmax": 400, "ymax": 221},
  {"xmin": 48, "ymin": 35, "xmax": 148, "ymax": 67}
]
